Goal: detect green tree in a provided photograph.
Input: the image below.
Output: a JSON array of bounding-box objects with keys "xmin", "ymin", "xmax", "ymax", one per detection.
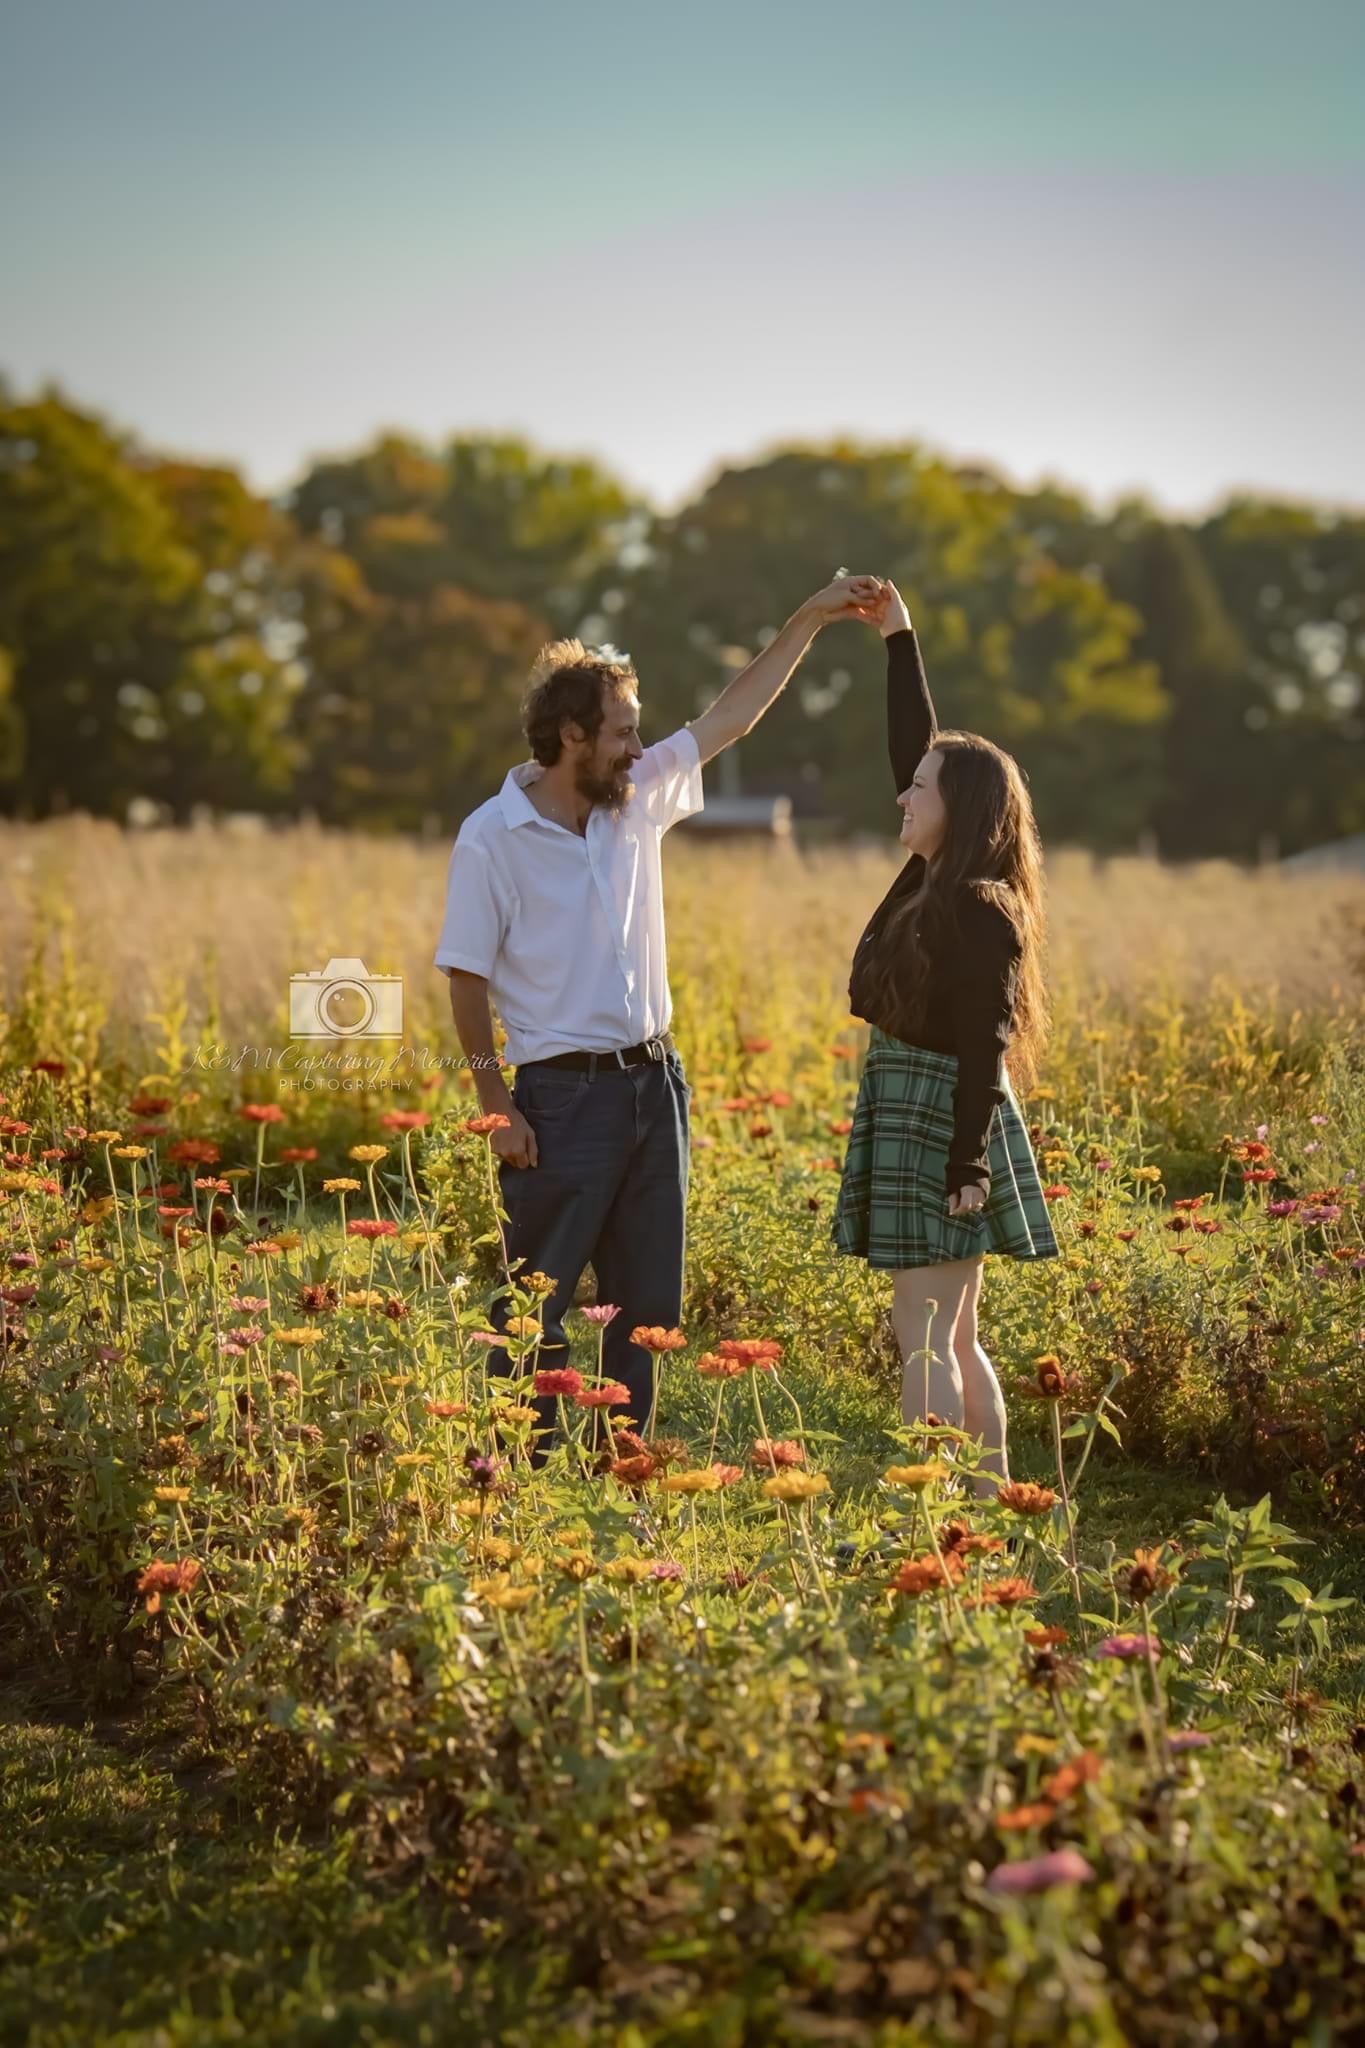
[{"xmin": 0, "ymin": 393, "xmax": 300, "ymax": 820}]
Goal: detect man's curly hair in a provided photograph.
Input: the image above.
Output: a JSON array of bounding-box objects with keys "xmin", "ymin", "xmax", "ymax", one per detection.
[{"xmin": 522, "ymin": 639, "xmax": 638, "ymax": 766}]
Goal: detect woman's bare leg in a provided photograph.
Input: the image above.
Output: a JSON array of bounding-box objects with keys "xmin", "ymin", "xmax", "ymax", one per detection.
[
  {"xmin": 890, "ymin": 1260, "xmax": 978, "ymax": 1436},
  {"xmin": 950, "ymin": 1259, "xmax": 1011, "ymax": 1499}
]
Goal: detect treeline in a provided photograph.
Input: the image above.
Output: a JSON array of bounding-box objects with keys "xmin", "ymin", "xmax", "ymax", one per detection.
[{"xmin": 1, "ymin": 378, "xmax": 1362, "ymax": 857}]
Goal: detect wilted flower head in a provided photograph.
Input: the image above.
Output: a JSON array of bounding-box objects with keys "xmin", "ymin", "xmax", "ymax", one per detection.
[
  {"xmin": 1031, "ymin": 1354, "xmax": 1073, "ymax": 1399},
  {"xmin": 463, "ymin": 1449, "xmax": 500, "ymax": 1491}
]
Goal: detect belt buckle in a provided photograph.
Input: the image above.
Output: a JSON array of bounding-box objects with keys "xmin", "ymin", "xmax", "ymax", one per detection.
[{"xmin": 648, "ymin": 1038, "xmax": 665, "ymax": 1063}]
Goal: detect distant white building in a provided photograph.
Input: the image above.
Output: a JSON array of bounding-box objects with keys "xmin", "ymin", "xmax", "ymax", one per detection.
[{"xmin": 1280, "ymin": 834, "xmax": 1365, "ymax": 875}]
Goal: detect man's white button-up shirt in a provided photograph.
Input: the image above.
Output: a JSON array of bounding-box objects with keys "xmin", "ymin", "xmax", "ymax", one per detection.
[{"xmin": 433, "ymin": 728, "xmax": 704, "ymax": 1065}]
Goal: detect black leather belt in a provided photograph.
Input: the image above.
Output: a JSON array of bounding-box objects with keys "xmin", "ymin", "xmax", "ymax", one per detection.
[{"xmin": 521, "ymin": 1033, "xmax": 675, "ymax": 1074}]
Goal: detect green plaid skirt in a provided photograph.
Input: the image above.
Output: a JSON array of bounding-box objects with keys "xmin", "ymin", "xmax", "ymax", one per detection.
[{"xmin": 831, "ymin": 1026, "xmax": 1060, "ymax": 1271}]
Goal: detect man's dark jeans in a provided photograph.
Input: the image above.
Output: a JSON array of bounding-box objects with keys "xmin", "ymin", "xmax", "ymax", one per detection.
[{"xmin": 488, "ymin": 1047, "xmax": 691, "ymax": 1459}]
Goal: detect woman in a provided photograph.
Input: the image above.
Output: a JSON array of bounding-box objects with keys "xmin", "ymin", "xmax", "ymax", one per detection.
[{"xmin": 831, "ymin": 577, "xmax": 1058, "ymax": 1497}]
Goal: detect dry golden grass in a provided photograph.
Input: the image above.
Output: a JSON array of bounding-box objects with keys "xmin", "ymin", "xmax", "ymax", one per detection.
[{"xmin": 1, "ymin": 817, "xmax": 1363, "ymax": 1070}]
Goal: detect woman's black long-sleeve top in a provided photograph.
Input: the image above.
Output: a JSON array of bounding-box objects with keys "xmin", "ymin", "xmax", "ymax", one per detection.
[{"xmin": 846, "ymin": 628, "xmax": 1021, "ymax": 1201}]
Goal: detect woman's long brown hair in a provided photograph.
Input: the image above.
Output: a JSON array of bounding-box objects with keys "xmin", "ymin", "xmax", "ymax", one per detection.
[{"xmin": 861, "ymin": 730, "xmax": 1049, "ymax": 1090}]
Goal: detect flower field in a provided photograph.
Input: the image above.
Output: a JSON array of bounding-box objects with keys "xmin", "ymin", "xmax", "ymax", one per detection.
[{"xmin": 2, "ymin": 826, "xmax": 1365, "ymax": 2045}]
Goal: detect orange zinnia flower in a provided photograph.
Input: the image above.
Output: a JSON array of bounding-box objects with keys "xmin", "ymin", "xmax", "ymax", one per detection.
[
  {"xmin": 997, "ymin": 1482, "xmax": 1058, "ymax": 1515},
  {"xmin": 1042, "ymin": 1752, "xmax": 1103, "ymax": 1803},
  {"xmin": 887, "ymin": 1552, "xmax": 964, "ymax": 1596},
  {"xmin": 751, "ymin": 1438, "xmax": 804, "ymax": 1470},
  {"xmin": 996, "ymin": 1802, "xmax": 1058, "ymax": 1831},
  {"xmin": 973, "ymin": 1577, "xmax": 1038, "ymax": 1608},
  {"xmin": 239, "ymin": 1103, "xmax": 286, "ymax": 1124},
  {"xmin": 629, "ymin": 1326, "xmax": 687, "ymax": 1353},
  {"xmin": 696, "ymin": 1351, "xmax": 747, "ymax": 1379},
  {"xmin": 463, "ymin": 1114, "xmax": 511, "ymax": 1136},
  {"xmin": 716, "ymin": 1338, "xmax": 783, "ymax": 1369}
]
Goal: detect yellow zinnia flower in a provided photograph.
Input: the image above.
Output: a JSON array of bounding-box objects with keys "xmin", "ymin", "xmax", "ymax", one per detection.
[
  {"xmin": 762, "ymin": 1471, "xmax": 831, "ymax": 1503},
  {"xmin": 349, "ymin": 1145, "xmax": 389, "ymax": 1164},
  {"xmin": 602, "ymin": 1557, "xmax": 654, "ymax": 1585},
  {"xmin": 883, "ymin": 1462, "xmax": 949, "ymax": 1490},
  {"xmin": 478, "ymin": 1583, "xmax": 537, "ymax": 1612},
  {"xmin": 323, "ymin": 1178, "xmax": 363, "ymax": 1195},
  {"xmin": 659, "ymin": 1468, "xmax": 723, "ymax": 1494}
]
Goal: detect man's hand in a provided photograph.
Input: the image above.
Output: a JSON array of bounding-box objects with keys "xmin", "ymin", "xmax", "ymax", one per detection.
[
  {"xmin": 492, "ymin": 1104, "xmax": 539, "ymax": 1170},
  {"xmin": 804, "ymin": 571, "xmax": 885, "ymax": 624}
]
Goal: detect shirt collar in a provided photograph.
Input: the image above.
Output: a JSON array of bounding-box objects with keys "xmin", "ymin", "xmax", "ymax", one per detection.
[{"xmin": 499, "ymin": 759, "xmax": 547, "ymax": 830}]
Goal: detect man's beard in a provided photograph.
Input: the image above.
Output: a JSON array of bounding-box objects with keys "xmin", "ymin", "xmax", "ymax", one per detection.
[{"xmin": 576, "ymin": 760, "xmax": 634, "ymax": 810}]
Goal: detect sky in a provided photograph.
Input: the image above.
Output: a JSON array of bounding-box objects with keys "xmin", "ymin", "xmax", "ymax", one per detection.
[{"xmin": 4, "ymin": 0, "xmax": 1364, "ymax": 516}]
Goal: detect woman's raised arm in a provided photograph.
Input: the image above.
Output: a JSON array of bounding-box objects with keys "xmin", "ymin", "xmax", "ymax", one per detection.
[{"xmin": 877, "ymin": 581, "xmax": 936, "ymax": 792}]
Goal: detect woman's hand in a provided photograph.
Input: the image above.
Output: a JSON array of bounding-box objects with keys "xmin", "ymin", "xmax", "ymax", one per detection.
[
  {"xmin": 947, "ymin": 1181, "xmax": 988, "ymax": 1218},
  {"xmin": 803, "ymin": 571, "xmax": 885, "ymax": 624},
  {"xmin": 872, "ymin": 577, "xmax": 913, "ymax": 638}
]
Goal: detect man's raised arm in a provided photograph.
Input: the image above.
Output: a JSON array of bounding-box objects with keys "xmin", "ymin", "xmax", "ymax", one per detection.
[{"xmin": 686, "ymin": 573, "xmax": 884, "ymax": 766}]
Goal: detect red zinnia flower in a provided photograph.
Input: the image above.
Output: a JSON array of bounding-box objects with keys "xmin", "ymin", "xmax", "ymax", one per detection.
[
  {"xmin": 380, "ymin": 1110, "xmax": 431, "ymax": 1131},
  {"xmin": 464, "ymin": 1114, "xmax": 511, "ymax": 1136},
  {"xmin": 239, "ymin": 1103, "xmax": 285, "ymax": 1124},
  {"xmin": 346, "ymin": 1218, "xmax": 399, "ymax": 1239},
  {"xmin": 534, "ymin": 1367, "xmax": 584, "ymax": 1397},
  {"xmin": 167, "ymin": 1139, "xmax": 220, "ymax": 1165},
  {"xmin": 574, "ymin": 1382, "xmax": 633, "ymax": 1408}
]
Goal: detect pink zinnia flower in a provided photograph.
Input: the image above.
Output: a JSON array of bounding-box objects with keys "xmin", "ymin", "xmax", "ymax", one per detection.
[
  {"xmin": 1095, "ymin": 1634, "xmax": 1158, "ymax": 1660},
  {"xmin": 987, "ymin": 1848, "xmax": 1095, "ymax": 1895},
  {"xmin": 578, "ymin": 1303, "xmax": 621, "ymax": 1325},
  {"xmin": 1168, "ymin": 1731, "xmax": 1213, "ymax": 1751}
]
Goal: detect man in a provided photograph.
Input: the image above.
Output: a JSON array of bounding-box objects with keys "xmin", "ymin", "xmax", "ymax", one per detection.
[{"xmin": 434, "ymin": 571, "xmax": 882, "ymax": 1455}]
